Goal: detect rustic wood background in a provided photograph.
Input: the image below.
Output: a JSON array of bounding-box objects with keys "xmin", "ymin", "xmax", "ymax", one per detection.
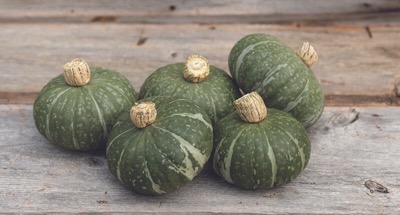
[{"xmin": 1, "ymin": 0, "xmax": 399, "ymax": 214}]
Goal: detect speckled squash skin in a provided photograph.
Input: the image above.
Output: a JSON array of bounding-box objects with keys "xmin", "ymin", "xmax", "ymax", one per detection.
[
  {"xmin": 106, "ymin": 97, "xmax": 213, "ymax": 195},
  {"xmin": 139, "ymin": 63, "xmax": 241, "ymax": 124},
  {"xmin": 228, "ymin": 33, "xmax": 324, "ymax": 127},
  {"xmin": 213, "ymin": 108, "xmax": 311, "ymax": 190},
  {"xmin": 33, "ymin": 67, "xmax": 137, "ymax": 150}
]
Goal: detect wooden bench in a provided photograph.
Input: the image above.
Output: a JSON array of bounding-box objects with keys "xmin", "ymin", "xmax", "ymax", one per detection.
[{"xmin": 1, "ymin": 1, "xmax": 399, "ymax": 214}]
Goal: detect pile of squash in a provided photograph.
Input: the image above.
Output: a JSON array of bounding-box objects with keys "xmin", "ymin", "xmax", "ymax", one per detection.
[{"xmin": 33, "ymin": 33, "xmax": 324, "ymax": 195}]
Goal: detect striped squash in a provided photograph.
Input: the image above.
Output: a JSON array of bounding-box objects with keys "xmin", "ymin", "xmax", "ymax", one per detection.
[
  {"xmin": 228, "ymin": 33, "xmax": 324, "ymax": 127},
  {"xmin": 33, "ymin": 59, "xmax": 137, "ymax": 150},
  {"xmin": 213, "ymin": 92, "xmax": 311, "ymax": 190},
  {"xmin": 106, "ymin": 96, "xmax": 213, "ymax": 195},
  {"xmin": 140, "ymin": 55, "xmax": 241, "ymax": 125}
]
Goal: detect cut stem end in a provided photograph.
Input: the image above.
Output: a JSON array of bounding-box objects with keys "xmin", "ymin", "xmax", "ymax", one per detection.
[
  {"xmin": 130, "ymin": 102, "xmax": 157, "ymax": 128},
  {"xmin": 234, "ymin": 92, "xmax": 267, "ymax": 123},
  {"xmin": 63, "ymin": 58, "xmax": 91, "ymax": 86},
  {"xmin": 296, "ymin": 42, "xmax": 318, "ymax": 68},
  {"xmin": 183, "ymin": 55, "xmax": 210, "ymax": 83}
]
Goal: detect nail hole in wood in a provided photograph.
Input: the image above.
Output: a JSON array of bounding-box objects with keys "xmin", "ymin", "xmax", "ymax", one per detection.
[
  {"xmin": 169, "ymin": 5, "xmax": 176, "ymax": 11},
  {"xmin": 137, "ymin": 37, "xmax": 148, "ymax": 46}
]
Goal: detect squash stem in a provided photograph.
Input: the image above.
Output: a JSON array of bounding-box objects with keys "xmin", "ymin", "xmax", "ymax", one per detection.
[
  {"xmin": 63, "ymin": 58, "xmax": 91, "ymax": 86},
  {"xmin": 183, "ymin": 55, "xmax": 210, "ymax": 83},
  {"xmin": 130, "ymin": 102, "xmax": 157, "ymax": 128},
  {"xmin": 296, "ymin": 42, "xmax": 318, "ymax": 68},
  {"xmin": 234, "ymin": 92, "xmax": 267, "ymax": 123}
]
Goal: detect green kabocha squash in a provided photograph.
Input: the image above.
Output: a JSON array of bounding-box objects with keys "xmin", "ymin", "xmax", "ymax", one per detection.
[
  {"xmin": 213, "ymin": 92, "xmax": 311, "ymax": 190},
  {"xmin": 106, "ymin": 97, "xmax": 213, "ymax": 195},
  {"xmin": 228, "ymin": 33, "xmax": 324, "ymax": 127},
  {"xmin": 33, "ymin": 59, "xmax": 137, "ymax": 150},
  {"xmin": 140, "ymin": 55, "xmax": 241, "ymax": 124}
]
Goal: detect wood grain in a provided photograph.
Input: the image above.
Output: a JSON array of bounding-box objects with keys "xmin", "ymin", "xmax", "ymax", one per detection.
[
  {"xmin": 0, "ymin": 23, "xmax": 399, "ymax": 105},
  {"xmin": 0, "ymin": 0, "xmax": 399, "ymax": 25},
  {"xmin": 1, "ymin": 105, "xmax": 399, "ymax": 214}
]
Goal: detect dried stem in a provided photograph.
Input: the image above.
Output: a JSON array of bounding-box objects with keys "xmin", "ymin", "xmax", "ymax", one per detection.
[
  {"xmin": 183, "ymin": 55, "xmax": 210, "ymax": 83},
  {"xmin": 234, "ymin": 92, "xmax": 267, "ymax": 123},
  {"xmin": 296, "ymin": 42, "xmax": 318, "ymax": 68},
  {"xmin": 130, "ymin": 102, "xmax": 157, "ymax": 128},
  {"xmin": 63, "ymin": 58, "xmax": 91, "ymax": 86}
]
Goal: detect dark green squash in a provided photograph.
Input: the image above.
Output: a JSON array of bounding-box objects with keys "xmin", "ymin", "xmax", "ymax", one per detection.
[
  {"xmin": 140, "ymin": 55, "xmax": 241, "ymax": 124},
  {"xmin": 213, "ymin": 92, "xmax": 311, "ymax": 190},
  {"xmin": 33, "ymin": 59, "xmax": 137, "ymax": 150},
  {"xmin": 228, "ymin": 33, "xmax": 324, "ymax": 127},
  {"xmin": 106, "ymin": 96, "xmax": 213, "ymax": 195}
]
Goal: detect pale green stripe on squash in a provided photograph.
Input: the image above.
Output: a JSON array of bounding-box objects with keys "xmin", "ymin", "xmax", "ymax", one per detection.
[
  {"xmin": 45, "ymin": 88, "xmax": 71, "ymax": 143},
  {"xmin": 152, "ymin": 125, "xmax": 206, "ymax": 179},
  {"xmin": 260, "ymin": 126, "xmax": 277, "ymax": 187},
  {"xmin": 86, "ymin": 88, "xmax": 108, "ymax": 141},
  {"xmin": 283, "ymin": 78, "xmax": 310, "ymax": 113},
  {"xmin": 157, "ymin": 113, "xmax": 212, "ymax": 130},
  {"xmin": 219, "ymin": 126, "xmax": 248, "ymax": 184},
  {"xmin": 143, "ymin": 161, "xmax": 166, "ymax": 195},
  {"xmin": 70, "ymin": 91, "xmax": 79, "ymax": 149}
]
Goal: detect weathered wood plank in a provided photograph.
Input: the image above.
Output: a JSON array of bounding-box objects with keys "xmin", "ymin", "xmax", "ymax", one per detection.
[
  {"xmin": 0, "ymin": 0, "xmax": 399, "ymax": 24},
  {"xmin": 0, "ymin": 105, "xmax": 399, "ymax": 214},
  {"xmin": 0, "ymin": 23, "xmax": 399, "ymax": 105}
]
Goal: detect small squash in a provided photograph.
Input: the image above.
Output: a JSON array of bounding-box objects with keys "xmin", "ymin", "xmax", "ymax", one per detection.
[
  {"xmin": 228, "ymin": 33, "xmax": 324, "ymax": 127},
  {"xmin": 33, "ymin": 59, "xmax": 137, "ymax": 150},
  {"xmin": 106, "ymin": 97, "xmax": 213, "ymax": 195},
  {"xmin": 140, "ymin": 55, "xmax": 241, "ymax": 124},
  {"xmin": 213, "ymin": 92, "xmax": 311, "ymax": 190}
]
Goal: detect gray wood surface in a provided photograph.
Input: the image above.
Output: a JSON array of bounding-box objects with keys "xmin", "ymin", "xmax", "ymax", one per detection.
[
  {"xmin": 1, "ymin": 105, "xmax": 399, "ymax": 214},
  {"xmin": 1, "ymin": 24, "xmax": 399, "ymax": 105},
  {"xmin": 0, "ymin": 0, "xmax": 399, "ymax": 24}
]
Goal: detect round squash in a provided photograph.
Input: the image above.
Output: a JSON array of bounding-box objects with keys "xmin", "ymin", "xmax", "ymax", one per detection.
[
  {"xmin": 228, "ymin": 33, "xmax": 324, "ymax": 127},
  {"xmin": 106, "ymin": 96, "xmax": 213, "ymax": 195},
  {"xmin": 213, "ymin": 92, "xmax": 311, "ymax": 190},
  {"xmin": 140, "ymin": 55, "xmax": 241, "ymax": 124},
  {"xmin": 33, "ymin": 59, "xmax": 137, "ymax": 150}
]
